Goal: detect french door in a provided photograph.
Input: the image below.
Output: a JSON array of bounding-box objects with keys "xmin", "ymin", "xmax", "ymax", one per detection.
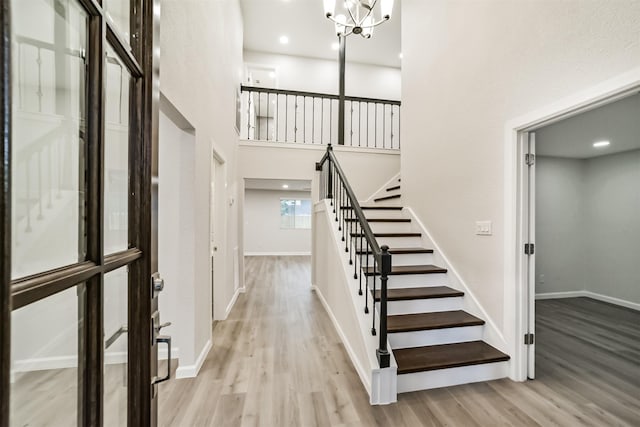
[{"xmin": 0, "ymin": 0, "xmax": 160, "ymax": 425}]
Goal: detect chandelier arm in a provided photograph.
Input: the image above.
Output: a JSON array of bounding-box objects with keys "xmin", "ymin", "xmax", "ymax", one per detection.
[
  {"xmin": 326, "ymin": 14, "xmax": 358, "ymax": 29},
  {"xmin": 345, "ymin": 4, "xmax": 359, "ymax": 27},
  {"xmin": 360, "ymin": 16, "xmax": 389, "ymax": 28},
  {"xmin": 360, "ymin": 0, "xmax": 378, "ymax": 24}
]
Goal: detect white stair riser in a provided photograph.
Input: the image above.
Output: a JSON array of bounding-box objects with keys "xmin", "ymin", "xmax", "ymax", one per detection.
[
  {"xmin": 373, "ymin": 236, "xmax": 422, "ymax": 247},
  {"xmin": 396, "ymin": 361, "xmax": 509, "ymax": 393},
  {"xmin": 379, "ymin": 296, "xmax": 463, "ymax": 315},
  {"xmin": 359, "ymin": 253, "xmax": 434, "ymax": 266},
  {"xmin": 389, "ymin": 326, "xmax": 483, "ymax": 349},
  {"xmin": 367, "ymin": 222, "xmax": 413, "ymax": 233},
  {"xmin": 363, "ymin": 210, "xmax": 405, "ymax": 219},
  {"xmin": 367, "ymin": 273, "xmax": 448, "ymax": 288}
]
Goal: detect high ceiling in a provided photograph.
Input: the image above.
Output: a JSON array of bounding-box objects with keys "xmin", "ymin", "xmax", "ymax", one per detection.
[
  {"xmin": 536, "ymin": 92, "xmax": 640, "ymax": 159},
  {"xmin": 240, "ymin": 0, "xmax": 402, "ymax": 69}
]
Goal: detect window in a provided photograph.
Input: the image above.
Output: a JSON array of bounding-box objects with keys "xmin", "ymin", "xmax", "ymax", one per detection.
[{"xmin": 280, "ymin": 199, "xmax": 312, "ymax": 229}]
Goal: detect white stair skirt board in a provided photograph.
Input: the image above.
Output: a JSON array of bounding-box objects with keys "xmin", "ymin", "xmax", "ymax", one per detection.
[
  {"xmin": 176, "ymin": 339, "xmax": 212, "ymax": 379},
  {"xmin": 364, "ymin": 173, "xmax": 401, "ymax": 204},
  {"xmin": 362, "ymin": 253, "xmax": 435, "ymax": 267},
  {"xmin": 396, "ymin": 361, "xmax": 510, "ymax": 394},
  {"xmin": 367, "ymin": 273, "xmax": 449, "ymax": 289},
  {"xmin": 389, "ymin": 326, "xmax": 484, "ymax": 349},
  {"xmin": 536, "ymin": 291, "xmax": 640, "ymax": 312},
  {"xmin": 381, "ymin": 297, "xmax": 463, "ymax": 316}
]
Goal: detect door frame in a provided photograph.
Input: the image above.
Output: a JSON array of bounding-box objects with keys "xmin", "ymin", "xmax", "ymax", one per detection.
[
  {"xmin": 0, "ymin": 0, "xmax": 159, "ymax": 425},
  {"xmin": 505, "ymin": 68, "xmax": 640, "ymax": 382}
]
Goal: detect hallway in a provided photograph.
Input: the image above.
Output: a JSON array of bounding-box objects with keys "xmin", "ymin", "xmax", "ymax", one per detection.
[{"xmin": 158, "ymin": 256, "xmax": 640, "ymax": 426}]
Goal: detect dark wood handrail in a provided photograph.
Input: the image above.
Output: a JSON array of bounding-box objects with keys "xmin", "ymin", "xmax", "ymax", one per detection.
[{"xmin": 241, "ymin": 84, "xmax": 401, "ymax": 106}]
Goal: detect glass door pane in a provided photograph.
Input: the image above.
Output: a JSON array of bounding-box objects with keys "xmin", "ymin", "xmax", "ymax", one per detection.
[
  {"xmin": 104, "ymin": 44, "xmax": 132, "ymax": 254},
  {"xmin": 10, "ymin": 286, "xmax": 82, "ymax": 426},
  {"xmin": 103, "ymin": 0, "xmax": 131, "ymax": 45},
  {"xmin": 104, "ymin": 267, "xmax": 129, "ymax": 427},
  {"xmin": 10, "ymin": 0, "xmax": 88, "ymax": 279}
]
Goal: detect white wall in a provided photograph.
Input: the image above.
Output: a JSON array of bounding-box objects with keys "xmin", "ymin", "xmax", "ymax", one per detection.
[
  {"xmin": 160, "ymin": 0, "xmax": 244, "ymax": 370},
  {"xmin": 536, "ymin": 151, "xmax": 640, "ymax": 305},
  {"xmin": 244, "ymin": 50, "xmax": 401, "ymax": 101},
  {"xmin": 158, "ymin": 110, "xmax": 196, "ymax": 369},
  {"xmin": 401, "ymin": 1, "xmax": 640, "ymax": 342},
  {"xmin": 244, "ymin": 189, "xmax": 311, "ymax": 255},
  {"xmin": 585, "ymin": 150, "xmax": 640, "ymax": 304},
  {"xmin": 535, "ymin": 157, "xmax": 586, "ymax": 294}
]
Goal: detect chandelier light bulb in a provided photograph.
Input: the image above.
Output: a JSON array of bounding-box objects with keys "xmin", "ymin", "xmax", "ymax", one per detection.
[
  {"xmin": 334, "ymin": 14, "xmax": 347, "ymax": 36},
  {"xmin": 380, "ymin": 0, "xmax": 394, "ymax": 19}
]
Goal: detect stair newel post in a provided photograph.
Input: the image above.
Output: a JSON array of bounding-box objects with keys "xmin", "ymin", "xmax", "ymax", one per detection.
[{"xmin": 377, "ymin": 245, "xmax": 391, "ymax": 368}]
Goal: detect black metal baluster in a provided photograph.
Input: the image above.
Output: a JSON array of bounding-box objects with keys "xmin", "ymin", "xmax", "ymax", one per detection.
[
  {"xmin": 390, "ymin": 107, "xmax": 394, "ymax": 149},
  {"xmin": 350, "ymin": 100, "xmax": 354, "ymax": 146},
  {"xmin": 371, "ymin": 257, "xmax": 377, "ymax": 334},
  {"xmin": 257, "ymin": 92, "xmax": 261, "ymax": 140},
  {"xmin": 285, "ymin": 95, "xmax": 289, "ymax": 142},
  {"xmin": 247, "ymin": 92, "xmax": 251, "ymax": 139},
  {"xmin": 358, "ymin": 101, "xmax": 361, "ymax": 147},
  {"xmin": 267, "ymin": 93, "xmax": 270, "ymax": 141},
  {"xmin": 330, "ymin": 99, "xmax": 333, "ymax": 145},
  {"xmin": 366, "ymin": 102, "xmax": 369, "ymax": 148},
  {"xmin": 312, "ymin": 97, "xmax": 315, "ymax": 144},
  {"xmin": 375, "ymin": 103, "xmax": 378, "ymax": 148},
  {"xmin": 358, "ymin": 233, "xmax": 364, "ymax": 292},
  {"xmin": 364, "ymin": 245, "xmax": 370, "ymax": 314},
  {"xmin": 383, "ymin": 104, "xmax": 386, "ymax": 149},
  {"xmin": 341, "ymin": 186, "xmax": 346, "ymax": 242},
  {"xmin": 346, "ymin": 199, "xmax": 351, "ymax": 254},
  {"xmin": 321, "ymin": 99, "xmax": 324, "ymax": 144},
  {"xmin": 294, "ymin": 96, "xmax": 298, "ymax": 143},
  {"xmin": 398, "ymin": 105, "xmax": 401, "ymax": 150},
  {"xmin": 276, "ymin": 94, "xmax": 279, "ymax": 141}
]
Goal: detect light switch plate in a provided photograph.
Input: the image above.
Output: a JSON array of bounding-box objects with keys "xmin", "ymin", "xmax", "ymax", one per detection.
[{"xmin": 475, "ymin": 221, "xmax": 492, "ymax": 236}]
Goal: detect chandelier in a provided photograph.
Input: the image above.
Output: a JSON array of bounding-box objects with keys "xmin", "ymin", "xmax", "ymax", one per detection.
[{"xmin": 323, "ymin": 0, "xmax": 395, "ymax": 38}]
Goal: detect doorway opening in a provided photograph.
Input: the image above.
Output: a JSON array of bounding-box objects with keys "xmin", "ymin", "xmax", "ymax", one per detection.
[{"xmin": 514, "ymin": 83, "xmax": 640, "ymax": 393}]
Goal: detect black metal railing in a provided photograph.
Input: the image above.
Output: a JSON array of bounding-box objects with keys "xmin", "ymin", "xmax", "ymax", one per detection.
[
  {"xmin": 241, "ymin": 85, "xmax": 401, "ymax": 149},
  {"xmin": 316, "ymin": 145, "xmax": 391, "ymax": 368}
]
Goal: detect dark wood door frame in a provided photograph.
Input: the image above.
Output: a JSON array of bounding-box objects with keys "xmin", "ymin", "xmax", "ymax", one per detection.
[{"xmin": 0, "ymin": 0, "xmax": 159, "ymax": 425}]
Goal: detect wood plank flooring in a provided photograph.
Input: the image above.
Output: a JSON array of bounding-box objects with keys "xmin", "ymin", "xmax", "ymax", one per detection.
[{"xmin": 158, "ymin": 256, "xmax": 640, "ymax": 426}]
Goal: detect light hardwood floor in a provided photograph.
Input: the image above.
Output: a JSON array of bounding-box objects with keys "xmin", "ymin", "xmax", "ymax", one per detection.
[{"xmin": 158, "ymin": 256, "xmax": 640, "ymax": 426}]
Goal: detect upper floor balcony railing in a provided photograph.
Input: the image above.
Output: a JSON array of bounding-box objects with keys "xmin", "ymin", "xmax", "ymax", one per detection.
[{"xmin": 240, "ymin": 85, "xmax": 401, "ymax": 150}]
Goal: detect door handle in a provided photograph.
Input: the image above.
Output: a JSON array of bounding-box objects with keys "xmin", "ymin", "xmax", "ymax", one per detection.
[{"xmin": 152, "ymin": 335, "xmax": 172, "ymax": 385}]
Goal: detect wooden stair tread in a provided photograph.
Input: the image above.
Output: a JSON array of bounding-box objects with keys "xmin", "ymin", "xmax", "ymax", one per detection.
[
  {"xmin": 387, "ymin": 310, "xmax": 484, "ymax": 333},
  {"xmin": 374, "ymin": 286, "xmax": 463, "ymax": 301},
  {"xmin": 340, "ymin": 206, "xmax": 403, "ymax": 211},
  {"xmin": 386, "ymin": 185, "xmax": 401, "ymax": 192},
  {"xmin": 394, "ymin": 341, "xmax": 510, "ymax": 374},
  {"xmin": 364, "ymin": 264, "xmax": 447, "ymax": 276},
  {"xmin": 351, "ymin": 232, "xmax": 421, "ymax": 238},
  {"xmin": 345, "ymin": 218, "xmax": 410, "ymax": 223},
  {"xmin": 355, "ymin": 247, "xmax": 434, "ymax": 255},
  {"xmin": 374, "ymin": 194, "xmax": 401, "ymax": 202}
]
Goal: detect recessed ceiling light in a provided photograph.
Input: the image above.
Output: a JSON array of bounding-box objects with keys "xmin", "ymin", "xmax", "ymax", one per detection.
[
  {"xmin": 593, "ymin": 140, "xmax": 610, "ymax": 148},
  {"xmin": 331, "ymin": 42, "xmax": 339, "ymax": 50},
  {"xmin": 398, "ymin": 52, "xmax": 403, "ymax": 59},
  {"xmin": 282, "ymin": 184, "xmax": 289, "ymax": 189},
  {"xmin": 268, "ymin": 71, "xmax": 276, "ymax": 78},
  {"xmin": 279, "ymin": 35, "xmax": 289, "ymax": 45}
]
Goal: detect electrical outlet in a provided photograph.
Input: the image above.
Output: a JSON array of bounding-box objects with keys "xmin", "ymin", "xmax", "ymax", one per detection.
[{"xmin": 475, "ymin": 221, "xmax": 492, "ymax": 236}]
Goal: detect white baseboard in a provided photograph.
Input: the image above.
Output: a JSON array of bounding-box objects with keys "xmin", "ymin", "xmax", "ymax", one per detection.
[
  {"xmin": 244, "ymin": 252, "xmax": 311, "ymax": 256},
  {"xmin": 175, "ymin": 339, "xmax": 212, "ymax": 379},
  {"xmin": 225, "ymin": 287, "xmax": 242, "ymax": 319},
  {"xmin": 311, "ymin": 285, "xmax": 372, "ymax": 396},
  {"xmin": 536, "ymin": 290, "xmax": 640, "ymax": 311}
]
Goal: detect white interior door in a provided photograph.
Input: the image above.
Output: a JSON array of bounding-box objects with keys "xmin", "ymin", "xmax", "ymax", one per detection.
[
  {"xmin": 210, "ymin": 159, "xmax": 216, "ymax": 321},
  {"xmin": 526, "ymin": 131, "xmax": 536, "ymax": 379}
]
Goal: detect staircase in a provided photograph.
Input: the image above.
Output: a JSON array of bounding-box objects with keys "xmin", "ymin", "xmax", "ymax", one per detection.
[{"xmin": 348, "ymin": 178, "xmax": 510, "ymax": 393}]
